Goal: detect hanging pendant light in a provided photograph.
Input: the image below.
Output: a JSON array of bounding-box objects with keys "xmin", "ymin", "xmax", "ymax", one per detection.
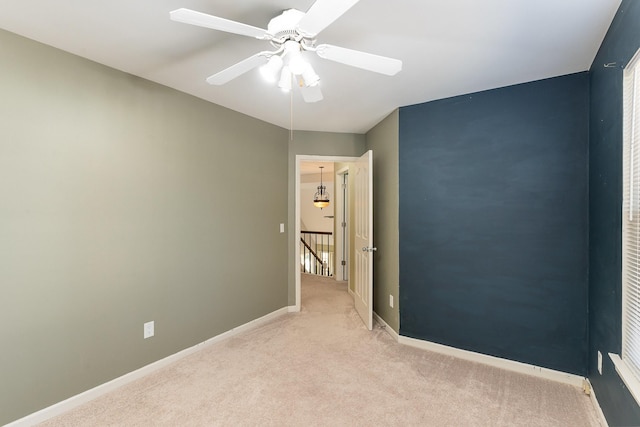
[{"xmin": 313, "ymin": 166, "xmax": 330, "ymax": 209}]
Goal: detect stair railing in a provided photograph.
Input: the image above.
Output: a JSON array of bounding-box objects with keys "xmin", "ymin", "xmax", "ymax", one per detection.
[{"xmin": 300, "ymin": 230, "xmax": 333, "ymax": 277}]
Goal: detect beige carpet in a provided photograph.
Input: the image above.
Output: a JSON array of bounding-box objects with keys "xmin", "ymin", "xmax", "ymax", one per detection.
[{"xmin": 39, "ymin": 275, "xmax": 602, "ymax": 426}]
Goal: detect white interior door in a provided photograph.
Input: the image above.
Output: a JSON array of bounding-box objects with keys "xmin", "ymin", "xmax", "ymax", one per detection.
[{"xmin": 354, "ymin": 150, "xmax": 373, "ymax": 330}]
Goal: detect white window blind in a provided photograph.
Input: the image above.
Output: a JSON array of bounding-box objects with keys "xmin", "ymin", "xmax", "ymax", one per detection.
[{"xmin": 622, "ymin": 47, "xmax": 640, "ymax": 383}]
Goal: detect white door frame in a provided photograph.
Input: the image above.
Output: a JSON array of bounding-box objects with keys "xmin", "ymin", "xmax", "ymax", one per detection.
[
  {"xmin": 294, "ymin": 154, "xmax": 360, "ymax": 311},
  {"xmin": 335, "ymin": 166, "xmax": 349, "ymax": 284}
]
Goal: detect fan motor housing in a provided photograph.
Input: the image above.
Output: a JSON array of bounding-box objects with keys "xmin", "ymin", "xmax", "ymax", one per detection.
[{"xmin": 268, "ymin": 9, "xmax": 313, "ymax": 45}]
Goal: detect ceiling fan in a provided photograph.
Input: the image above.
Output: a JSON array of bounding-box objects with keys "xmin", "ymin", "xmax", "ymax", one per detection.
[{"xmin": 169, "ymin": 0, "xmax": 402, "ymax": 103}]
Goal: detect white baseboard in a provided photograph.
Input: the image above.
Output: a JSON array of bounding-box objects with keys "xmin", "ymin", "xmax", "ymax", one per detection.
[
  {"xmin": 288, "ymin": 305, "xmax": 299, "ymax": 313},
  {"xmin": 586, "ymin": 379, "xmax": 609, "ymax": 427},
  {"xmin": 6, "ymin": 306, "xmax": 290, "ymax": 427},
  {"xmin": 373, "ymin": 311, "xmax": 399, "ymax": 342},
  {"xmin": 398, "ymin": 335, "xmax": 585, "ymax": 388}
]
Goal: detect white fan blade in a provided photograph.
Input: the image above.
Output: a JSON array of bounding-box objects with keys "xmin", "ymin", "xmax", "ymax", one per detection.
[
  {"xmin": 206, "ymin": 53, "xmax": 270, "ymax": 85},
  {"xmin": 315, "ymin": 44, "xmax": 402, "ymax": 76},
  {"xmin": 300, "ymin": 85, "xmax": 323, "ymax": 103},
  {"xmin": 170, "ymin": 8, "xmax": 271, "ymax": 40},
  {"xmin": 296, "ymin": 0, "xmax": 360, "ymax": 37}
]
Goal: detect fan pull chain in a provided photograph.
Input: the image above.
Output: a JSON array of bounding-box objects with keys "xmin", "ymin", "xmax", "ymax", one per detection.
[{"xmin": 289, "ymin": 74, "xmax": 294, "ymax": 141}]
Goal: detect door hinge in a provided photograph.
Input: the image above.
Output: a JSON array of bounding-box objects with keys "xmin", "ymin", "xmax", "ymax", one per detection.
[{"xmin": 341, "ymin": 260, "xmax": 346, "ymax": 266}]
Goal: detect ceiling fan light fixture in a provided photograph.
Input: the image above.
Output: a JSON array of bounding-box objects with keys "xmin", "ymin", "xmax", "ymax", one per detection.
[
  {"xmin": 259, "ymin": 55, "xmax": 283, "ymax": 83},
  {"xmin": 289, "ymin": 54, "xmax": 307, "ymax": 75},
  {"xmin": 284, "ymin": 41, "xmax": 307, "ymax": 75},
  {"xmin": 301, "ymin": 62, "xmax": 320, "ymax": 87},
  {"xmin": 278, "ymin": 66, "xmax": 292, "ymax": 92},
  {"xmin": 171, "ymin": 2, "xmax": 403, "ymax": 103}
]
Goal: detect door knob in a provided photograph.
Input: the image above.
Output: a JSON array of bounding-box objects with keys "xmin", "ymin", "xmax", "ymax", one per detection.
[{"xmin": 362, "ymin": 247, "xmax": 377, "ymax": 252}]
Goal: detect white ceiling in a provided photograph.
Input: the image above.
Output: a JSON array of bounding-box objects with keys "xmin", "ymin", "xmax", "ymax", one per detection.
[
  {"xmin": 300, "ymin": 161, "xmax": 334, "ymax": 176},
  {"xmin": 0, "ymin": 0, "xmax": 621, "ymax": 134}
]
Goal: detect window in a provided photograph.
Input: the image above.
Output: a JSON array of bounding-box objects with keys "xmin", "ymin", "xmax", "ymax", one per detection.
[{"xmin": 618, "ymin": 47, "xmax": 640, "ymax": 404}]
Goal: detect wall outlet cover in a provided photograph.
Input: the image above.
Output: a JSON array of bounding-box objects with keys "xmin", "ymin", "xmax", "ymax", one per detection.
[
  {"xmin": 598, "ymin": 350, "xmax": 603, "ymax": 375},
  {"xmin": 144, "ymin": 321, "xmax": 154, "ymax": 339}
]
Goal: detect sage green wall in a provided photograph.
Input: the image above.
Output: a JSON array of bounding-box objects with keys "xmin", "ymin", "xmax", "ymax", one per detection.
[
  {"xmin": 0, "ymin": 30, "xmax": 288, "ymax": 425},
  {"xmin": 365, "ymin": 110, "xmax": 400, "ymax": 332},
  {"xmin": 287, "ymin": 131, "xmax": 366, "ymax": 304}
]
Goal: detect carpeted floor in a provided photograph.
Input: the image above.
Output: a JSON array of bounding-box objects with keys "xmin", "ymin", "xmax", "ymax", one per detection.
[{"xmin": 39, "ymin": 275, "xmax": 602, "ymax": 426}]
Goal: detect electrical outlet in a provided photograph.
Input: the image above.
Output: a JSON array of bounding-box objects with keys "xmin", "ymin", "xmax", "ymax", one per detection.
[
  {"xmin": 144, "ymin": 321, "xmax": 154, "ymax": 339},
  {"xmin": 598, "ymin": 350, "xmax": 603, "ymax": 375},
  {"xmin": 279, "ymin": 223, "xmax": 285, "ymax": 233},
  {"xmin": 389, "ymin": 295, "xmax": 394, "ymax": 308}
]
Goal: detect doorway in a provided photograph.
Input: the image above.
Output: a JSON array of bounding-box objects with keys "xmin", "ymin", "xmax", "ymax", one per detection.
[
  {"xmin": 300, "ymin": 161, "xmax": 335, "ymax": 277},
  {"xmin": 295, "ymin": 152, "xmax": 374, "ymax": 331},
  {"xmin": 294, "ymin": 155, "xmax": 359, "ymax": 310}
]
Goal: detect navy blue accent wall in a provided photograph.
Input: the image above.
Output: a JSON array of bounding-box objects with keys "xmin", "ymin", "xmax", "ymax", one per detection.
[
  {"xmin": 588, "ymin": 1, "xmax": 640, "ymax": 425},
  {"xmin": 399, "ymin": 73, "xmax": 589, "ymax": 375}
]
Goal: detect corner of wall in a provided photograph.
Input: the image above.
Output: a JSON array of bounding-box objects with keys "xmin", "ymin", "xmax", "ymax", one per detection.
[{"xmin": 365, "ymin": 109, "xmax": 400, "ymax": 333}]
